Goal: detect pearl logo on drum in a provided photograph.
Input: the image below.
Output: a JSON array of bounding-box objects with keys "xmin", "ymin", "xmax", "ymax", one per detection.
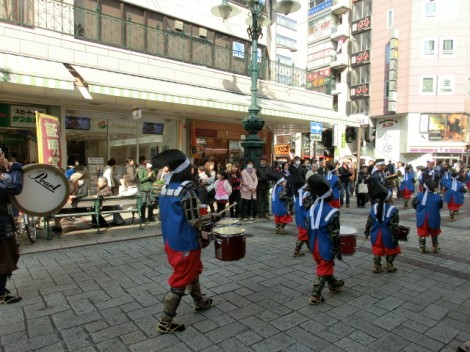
[{"xmin": 29, "ymin": 171, "xmax": 62, "ymax": 193}]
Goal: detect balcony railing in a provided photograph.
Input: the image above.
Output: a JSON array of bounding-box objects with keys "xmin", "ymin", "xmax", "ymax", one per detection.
[{"xmin": 0, "ymin": 0, "xmax": 313, "ymax": 90}]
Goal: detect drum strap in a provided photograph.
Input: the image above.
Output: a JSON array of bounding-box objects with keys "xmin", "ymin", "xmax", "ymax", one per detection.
[{"xmin": 386, "ymin": 206, "xmax": 396, "ymax": 218}]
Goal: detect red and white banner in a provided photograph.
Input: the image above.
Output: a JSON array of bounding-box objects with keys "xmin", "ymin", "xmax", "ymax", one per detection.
[{"xmin": 36, "ymin": 112, "xmax": 62, "ymax": 167}]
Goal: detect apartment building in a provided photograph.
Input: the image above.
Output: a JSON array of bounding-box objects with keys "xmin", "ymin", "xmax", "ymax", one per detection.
[
  {"xmin": 0, "ymin": 0, "xmax": 358, "ymax": 169},
  {"xmin": 370, "ymin": 0, "xmax": 470, "ymax": 166}
]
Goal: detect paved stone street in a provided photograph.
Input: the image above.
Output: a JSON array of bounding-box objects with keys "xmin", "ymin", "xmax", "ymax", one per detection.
[{"xmin": 1, "ymin": 196, "xmax": 470, "ymax": 352}]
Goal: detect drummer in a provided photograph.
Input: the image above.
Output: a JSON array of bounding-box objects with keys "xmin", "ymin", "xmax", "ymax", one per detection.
[
  {"xmin": 306, "ymin": 175, "xmax": 344, "ymax": 305},
  {"xmin": 153, "ymin": 149, "xmax": 213, "ymax": 334},
  {"xmin": 272, "ymin": 176, "xmax": 293, "ymax": 235},
  {"xmin": 364, "ymin": 181, "xmax": 401, "ymax": 273}
]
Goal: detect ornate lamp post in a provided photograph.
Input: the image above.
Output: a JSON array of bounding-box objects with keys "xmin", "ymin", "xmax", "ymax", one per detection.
[{"xmin": 211, "ymin": 0, "xmax": 301, "ymax": 166}]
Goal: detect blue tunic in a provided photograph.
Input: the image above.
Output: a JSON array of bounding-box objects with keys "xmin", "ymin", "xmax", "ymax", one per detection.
[
  {"xmin": 159, "ymin": 182, "xmax": 199, "ymax": 251},
  {"xmin": 272, "ymin": 184, "xmax": 289, "ymax": 216},
  {"xmin": 294, "ymin": 187, "xmax": 309, "ymax": 230},
  {"xmin": 307, "ymin": 202, "xmax": 338, "ymax": 261},
  {"xmin": 399, "ymin": 171, "xmax": 415, "ymax": 192},
  {"xmin": 441, "ymin": 171, "xmax": 452, "ymax": 189},
  {"xmin": 325, "ymin": 172, "xmax": 340, "ymax": 200},
  {"xmin": 415, "ymin": 192, "xmax": 442, "ymax": 229},
  {"xmin": 369, "ymin": 203, "xmax": 398, "ymax": 250},
  {"xmin": 443, "ymin": 179, "xmax": 465, "ymax": 205}
]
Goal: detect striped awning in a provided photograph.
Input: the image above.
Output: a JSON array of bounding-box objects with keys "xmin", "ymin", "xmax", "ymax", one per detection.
[
  {"xmin": 72, "ymin": 65, "xmax": 355, "ymax": 125},
  {"xmin": 0, "ymin": 53, "xmax": 75, "ymax": 90}
]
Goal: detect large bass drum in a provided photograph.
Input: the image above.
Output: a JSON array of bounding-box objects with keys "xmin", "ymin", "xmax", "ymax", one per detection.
[
  {"xmin": 213, "ymin": 226, "xmax": 246, "ymax": 261},
  {"xmin": 11, "ymin": 164, "xmax": 70, "ymax": 216}
]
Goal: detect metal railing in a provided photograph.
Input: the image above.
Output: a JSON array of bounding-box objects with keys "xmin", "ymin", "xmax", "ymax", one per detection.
[{"xmin": 0, "ymin": 0, "xmax": 321, "ymax": 91}]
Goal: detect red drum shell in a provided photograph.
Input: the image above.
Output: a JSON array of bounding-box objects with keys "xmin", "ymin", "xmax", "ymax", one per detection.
[
  {"xmin": 199, "ymin": 205, "xmax": 208, "ymax": 216},
  {"xmin": 213, "ymin": 226, "xmax": 246, "ymax": 261},
  {"xmin": 339, "ymin": 226, "xmax": 357, "ymax": 255},
  {"xmin": 397, "ymin": 225, "xmax": 410, "ymax": 242}
]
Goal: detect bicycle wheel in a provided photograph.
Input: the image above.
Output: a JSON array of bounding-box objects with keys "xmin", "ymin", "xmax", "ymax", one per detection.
[{"xmin": 24, "ymin": 214, "xmax": 38, "ymax": 243}]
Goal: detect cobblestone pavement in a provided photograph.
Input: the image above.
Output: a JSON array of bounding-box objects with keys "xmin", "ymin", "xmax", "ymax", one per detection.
[{"xmin": 1, "ymin": 196, "xmax": 469, "ymax": 352}]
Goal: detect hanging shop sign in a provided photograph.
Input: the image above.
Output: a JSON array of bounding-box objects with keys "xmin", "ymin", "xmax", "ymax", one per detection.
[
  {"xmin": 36, "ymin": 112, "xmax": 62, "ymax": 167},
  {"xmin": 352, "ymin": 16, "xmax": 371, "ymax": 34},
  {"xmin": 350, "ymin": 83, "xmax": 369, "ymax": 98},
  {"xmin": 351, "ymin": 50, "xmax": 370, "ymax": 66},
  {"xmin": 274, "ymin": 144, "xmax": 290, "ymax": 156}
]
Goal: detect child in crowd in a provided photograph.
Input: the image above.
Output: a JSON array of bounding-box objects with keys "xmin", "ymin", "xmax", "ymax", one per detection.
[
  {"xmin": 292, "ymin": 184, "xmax": 311, "ymax": 256},
  {"xmin": 228, "ymin": 164, "xmax": 242, "ymax": 218},
  {"xmin": 325, "ymin": 161, "xmax": 341, "ymax": 209},
  {"xmin": 399, "ymin": 165, "xmax": 415, "ymax": 209},
  {"xmin": 272, "ymin": 177, "xmax": 293, "ymax": 235},
  {"xmin": 412, "ymin": 179, "xmax": 443, "ymax": 253},
  {"xmin": 443, "ymin": 172, "xmax": 466, "ymax": 221},
  {"xmin": 306, "ymin": 175, "xmax": 344, "ymax": 305},
  {"xmin": 364, "ymin": 181, "xmax": 401, "ymax": 273},
  {"xmin": 214, "ymin": 170, "xmax": 232, "ymax": 217}
]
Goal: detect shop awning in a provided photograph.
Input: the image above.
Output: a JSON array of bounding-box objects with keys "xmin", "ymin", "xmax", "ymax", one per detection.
[
  {"xmin": 0, "ymin": 53, "xmax": 75, "ymax": 90},
  {"xmin": 72, "ymin": 65, "xmax": 355, "ymax": 125}
]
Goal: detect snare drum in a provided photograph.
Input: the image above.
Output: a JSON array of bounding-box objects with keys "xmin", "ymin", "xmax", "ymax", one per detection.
[
  {"xmin": 213, "ymin": 226, "xmax": 246, "ymax": 261},
  {"xmin": 397, "ymin": 225, "xmax": 410, "ymax": 242},
  {"xmin": 216, "ymin": 218, "xmax": 241, "ymax": 227},
  {"xmin": 339, "ymin": 226, "xmax": 357, "ymax": 255}
]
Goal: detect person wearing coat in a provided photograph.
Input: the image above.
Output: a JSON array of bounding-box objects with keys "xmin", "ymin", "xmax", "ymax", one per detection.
[
  {"xmin": 443, "ymin": 172, "xmax": 467, "ymax": 221},
  {"xmin": 240, "ymin": 160, "xmax": 258, "ymax": 222},
  {"xmin": 137, "ymin": 158, "xmax": 157, "ymax": 222}
]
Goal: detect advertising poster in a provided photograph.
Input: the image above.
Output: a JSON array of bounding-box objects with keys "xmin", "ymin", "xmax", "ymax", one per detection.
[
  {"xmin": 427, "ymin": 113, "xmax": 468, "ymax": 142},
  {"xmin": 36, "ymin": 112, "xmax": 62, "ymax": 167}
]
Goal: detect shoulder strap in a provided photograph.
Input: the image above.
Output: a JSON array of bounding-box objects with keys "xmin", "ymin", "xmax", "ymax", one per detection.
[{"xmin": 325, "ymin": 208, "xmax": 338, "ymax": 222}]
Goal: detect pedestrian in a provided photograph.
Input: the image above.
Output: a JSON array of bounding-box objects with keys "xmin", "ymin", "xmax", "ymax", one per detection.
[
  {"xmin": 370, "ymin": 159, "xmax": 386, "ymax": 186},
  {"xmin": 419, "ymin": 160, "xmax": 439, "ymax": 192},
  {"xmin": 443, "ymin": 172, "xmax": 467, "ymax": 221},
  {"xmin": 396, "ymin": 161, "xmax": 405, "ymax": 199},
  {"xmin": 281, "ymin": 161, "xmax": 290, "ymax": 178},
  {"xmin": 292, "ymin": 183, "xmax": 311, "ymax": 256},
  {"xmin": 137, "ymin": 157, "xmax": 157, "ymax": 222},
  {"xmin": 256, "ymin": 155, "xmax": 276, "ymax": 220},
  {"xmin": 103, "ymin": 159, "xmax": 117, "ymax": 194},
  {"xmin": 272, "ymin": 176, "xmax": 293, "ymax": 235},
  {"xmin": 325, "ymin": 160, "xmax": 341, "ymax": 209},
  {"xmin": 306, "ymin": 175, "xmax": 344, "ymax": 305},
  {"xmin": 399, "ymin": 165, "xmax": 415, "ymax": 209},
  {"xmin": 214, "ymin": 170, "xmax": 232, "ymax": 218},
  {"xmin": 412, "ymin": 179, "xmax": 443, "ymax": 253},
  {"xmin": 356, "ymin": 165, "xmax": 370, "ymax": 208},
  {"xmin": 125, "ymin": 157, "xmax": 137, "ymax": 183},
  {"xmin": 305, "ymin": 163, "xmax": 319, "ymax": 180},
  {"xmin": 364, "ymin": 181, "xmax": 401, "ymax": 273},
  {"xmin": 240, "ymin": 160, "xmax": 258, "ymax": 222},
  {"xmin": 153, "ymin": 149, "xmax": 212, "ymax": 333},
  {"xmin": 0, "ymin": 150, "xmax": 23, "ymax": 304},
  {"xmin": 204, "ymin": 161, "xmax": 217, "ymax": 213},
  {"xmin": 338, "ymin": 160, "xmax": 352, "ymax": 208},
  {"xmin": 228, "ymin": 163, "xmax": 242, "ymax": 218}
]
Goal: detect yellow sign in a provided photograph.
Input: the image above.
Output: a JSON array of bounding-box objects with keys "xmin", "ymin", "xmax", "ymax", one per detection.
[{"xmin": 274, "ymin": 144, "xmax": 290, "ymax": 155}]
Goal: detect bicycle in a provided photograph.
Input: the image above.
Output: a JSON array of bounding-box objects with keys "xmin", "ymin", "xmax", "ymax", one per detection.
[{"xmin": 15, "ymin": 212, "xmax": 39, "ymax": 243}]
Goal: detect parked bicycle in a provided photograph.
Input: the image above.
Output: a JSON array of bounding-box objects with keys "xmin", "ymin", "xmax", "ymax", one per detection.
[{"xmin": 15, "ymin": 212, "xmax": 39, "ymax": 243}]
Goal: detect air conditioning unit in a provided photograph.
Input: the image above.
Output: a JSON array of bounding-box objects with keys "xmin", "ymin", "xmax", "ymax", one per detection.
[
  {"xmin": 389, "ymin": 59, "xmax": 398, "ymax": 71},
  {"xmin": 389, "ymin": 91, "xmax": 398, "ymax": 101},
  {"xmin": 199, "ymin": 28, "xmax": 207, "ymax": 38},
  {"xmin": 175, "ymin": 20, "xmax": 184, "ymax": 31},
  {"xmin": 388, "ymin": 101, "xmax": 397, "ymax": 112},
  {"xmin": 388, "ymin": 81, "xmax": 397, "ymax": 93},
  {"xmin": 389, "ymin": 71, "xmax": 397, "ymax": 81}
]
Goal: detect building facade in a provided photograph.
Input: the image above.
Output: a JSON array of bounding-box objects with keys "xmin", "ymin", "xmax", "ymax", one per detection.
[{"xmin": 1, "ymin": 0, "xmax": 358, "ymax": 171}]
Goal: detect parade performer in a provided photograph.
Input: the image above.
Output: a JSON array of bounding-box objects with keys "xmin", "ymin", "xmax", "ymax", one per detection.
[
  {"xmin": 412, "ymin": 179, "xmax": 443, "ymax": 253},
  {"xmin": 364, "ymin": 181, "xmax": 401, "ymax": 273},
  {"xmin": 154, "ymin": 150, "xmax": 212, "ymax": 334},
  {"xmin": 306, "ymin": 175, "xmax": 344, "ymax": 305},
  {"xmin": 325, "ymin": 161, "xmax": 341, "ymax": 209},
  {"xmin": 443, "ymin": 172, "xmax": 467, "ymax": 221},
  {"xmin": 292, "ymin": 184, "xmax": 311, "ymax": 256},
  {"xmin": 399, "ymin": 165, "xmax": 415, "ymax": 209},
  {"xmin": 272, "ymin": 177, "xmax": 293, "ymax": 235},
  {"xmin": 0, "ymin": 150, "xmax": 23, "ymax": 304}
]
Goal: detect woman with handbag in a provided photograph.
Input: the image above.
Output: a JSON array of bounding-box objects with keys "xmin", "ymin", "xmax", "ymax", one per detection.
[{"xmin": 356, "ymin": 165, "xmax": 370, "ymax": 208}]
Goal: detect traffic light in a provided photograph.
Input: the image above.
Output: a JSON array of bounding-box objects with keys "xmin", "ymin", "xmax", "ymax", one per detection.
[
  {"xmin": 322, "ymin": 129, "xmax": 332, "ymax": 148},
  {"xmin": 345, "ymin": 126, "xmax": 357, "ymax": 143}
]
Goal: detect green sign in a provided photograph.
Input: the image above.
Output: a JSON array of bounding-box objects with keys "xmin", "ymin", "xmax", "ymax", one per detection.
[{"xmin": 0, "ymin": 104, "xmax": 9, "ymax": 127}]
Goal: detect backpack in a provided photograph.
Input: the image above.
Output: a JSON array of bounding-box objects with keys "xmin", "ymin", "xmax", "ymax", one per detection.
[{"xmin": 5, "ymin": 163, "xmax": 23, "ymax": 195}]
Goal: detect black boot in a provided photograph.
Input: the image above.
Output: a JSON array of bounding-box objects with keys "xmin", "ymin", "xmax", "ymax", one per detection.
[
  {"xmin": 305, "ymin": 240, "xmax": 311, "ymax": 251},
  {"xmin": 188, "ymin": 280, "xmax": 212, "ymax": 313},
  {"xmin": 309, "ymin": 276, "xmax": 327, "ymax": 305},
  {"xmin": 157, "ymin": 288, "xmax": 186, "ymax": 333},
  {"xmin": 327, "ymin": 276, "xmax": 345, "ymax": 293},
  {"xmin": 384, "ymin": 255, "xmax": 397, "ymax": 272},
  {"xmin": 431, "ymin": 236, "xmax": 440, "ymax": 253},
  {"xmin": 373, "ymin": 255, "xmax": 383, "ymax": 273},
  {"xmin": 419, "ymin": 237, "xmax": 427, "ymax": 253},
  {"xmin": 147, "ymin": 205, "xmax": 155, "ymax": 222},
  {"xmin": 280, "ymin": 223, "xmax": 286, "ymax": 235},
  {"xmin": 293, "ymin": 240, "xmax": 305, "ymax": 257},
  {"xmin": 449, "ymin": 210, "xmax": 455, "ymax": 221},
  {"xmin": 275, "ymin": 224, "xmax": 283, "ymax": 235},
  {"xmin": 403, "ymin": 198, "xmax": 409, "ymax": 209}
]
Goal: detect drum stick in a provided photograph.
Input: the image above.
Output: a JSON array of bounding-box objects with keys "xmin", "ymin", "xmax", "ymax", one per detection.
[
  {"xmin": 211, "ymin": 202, "xmax": 238, "ymax": 218},
  {"xmin": 337, "ymin": 258, "xmax": 352, "ymax": 269}
]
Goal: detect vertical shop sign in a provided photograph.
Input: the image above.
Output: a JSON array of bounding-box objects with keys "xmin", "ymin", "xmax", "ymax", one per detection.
[
  {"xmin": 11, "ymin": 105, "xmax": 47, "ymax": 128},
  {"xmin": 36, "ymin": 112, "xmax": 62, "ymax": 167}
]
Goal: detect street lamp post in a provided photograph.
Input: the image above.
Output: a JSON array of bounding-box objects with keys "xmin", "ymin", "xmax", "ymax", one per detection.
[{"xmin": 211, "ymin": 0, "xmax": 301, "ymax": 166}]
